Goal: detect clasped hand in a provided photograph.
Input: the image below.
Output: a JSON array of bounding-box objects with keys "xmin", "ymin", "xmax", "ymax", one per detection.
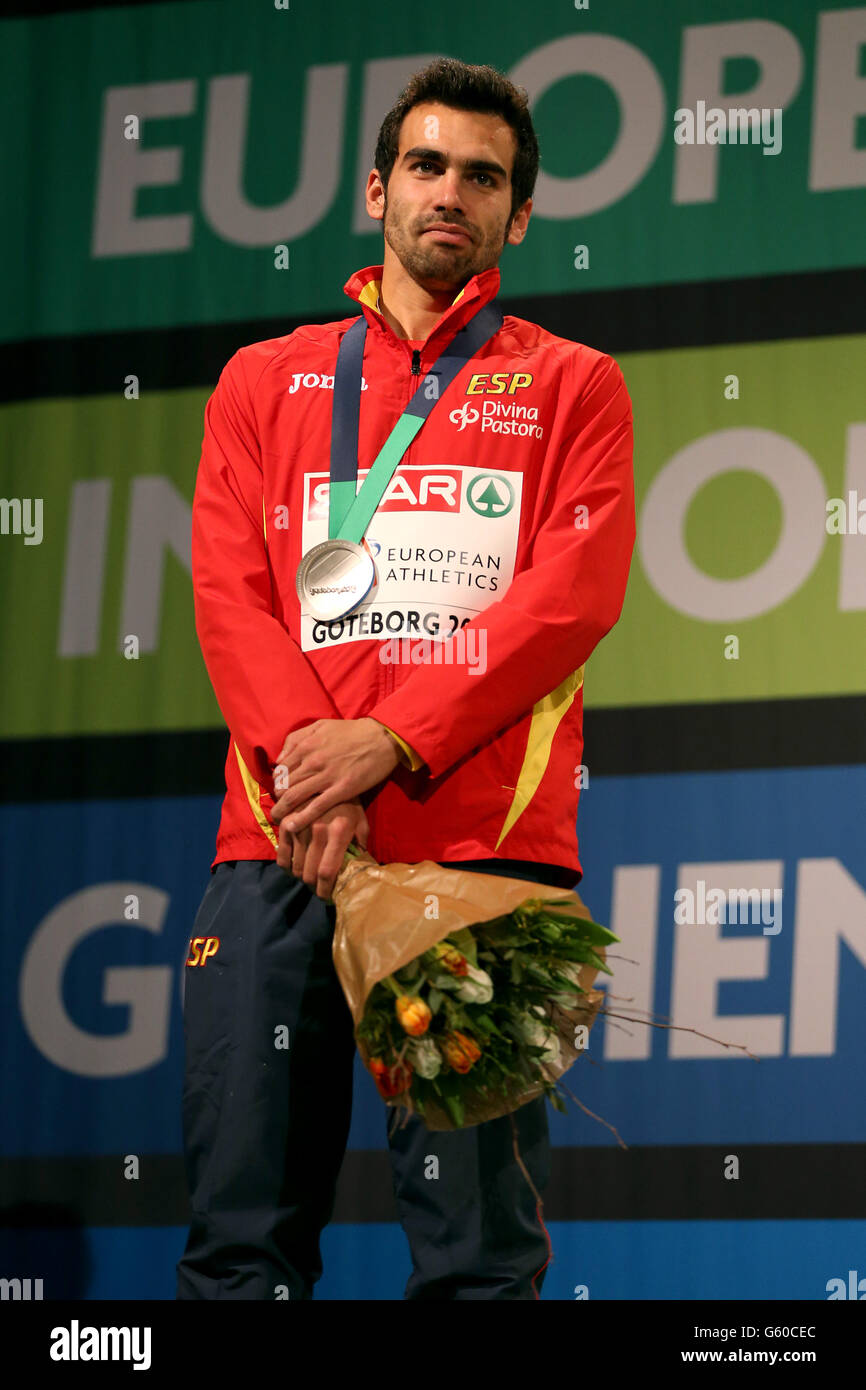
[{"xmin": 270, "ymin": 717, "xmax": 400, "ymax": 900}]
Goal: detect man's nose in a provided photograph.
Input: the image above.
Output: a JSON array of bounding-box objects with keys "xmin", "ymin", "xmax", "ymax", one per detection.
[{"xmin": 434, "ymin": 168, "xmax": 465, "ymax": 209}]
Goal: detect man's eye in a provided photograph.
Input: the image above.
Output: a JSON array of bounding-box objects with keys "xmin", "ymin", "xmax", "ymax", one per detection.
[{"xmin": 474, "ymin": 173, "xmax": 493, "ymax": 186}]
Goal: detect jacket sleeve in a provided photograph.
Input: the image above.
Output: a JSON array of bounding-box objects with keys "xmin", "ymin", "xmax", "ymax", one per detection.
[
  {"xmin": 374, "ymin": 722, "xmax": 425, "ymax": 771},
  {"xmin": 367, "ymin": 352, "xmax": 635, "ymax": 778},
  {"xmin": 191, "ymin": 348, "xmax": 342, "ymax": 791}
]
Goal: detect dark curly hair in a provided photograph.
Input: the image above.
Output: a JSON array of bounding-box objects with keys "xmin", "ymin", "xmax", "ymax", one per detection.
[{"xmin": 373, "ymin": 57, "xmax": 539, "ymax": 224}]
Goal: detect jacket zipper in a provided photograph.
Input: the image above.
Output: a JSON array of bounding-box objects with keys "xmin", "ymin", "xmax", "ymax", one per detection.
[
  {"xmin": 380, "ymin": 337, "xmax": 419, "ymax": 706},
  {"xmin": 372, "ymin": 346, "xmax": 419, "ymax": 857},
  {"xmin": 382, "ymin": 345, "xmax": 421, "ymax": 706}
]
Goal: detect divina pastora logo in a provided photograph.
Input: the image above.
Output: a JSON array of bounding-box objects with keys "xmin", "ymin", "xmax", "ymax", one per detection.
[
  {"xmin": 466, "ymin": 474, "xmax": 515, "ymax": 518},
  {"xmin": 448, "ymin": 401, "xmax": 544, "ymax": 439}
]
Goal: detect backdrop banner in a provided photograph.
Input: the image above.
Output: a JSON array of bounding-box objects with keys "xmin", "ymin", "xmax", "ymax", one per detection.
[
  {"xmin": 2, "ymin": 0, "xmax": 865, "ymax": 1303},
  {"xmin": 3, "ymin": 0, "xmax": 866, "ymax": 341}
]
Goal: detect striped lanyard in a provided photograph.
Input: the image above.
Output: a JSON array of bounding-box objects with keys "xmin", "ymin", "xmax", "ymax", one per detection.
[{"xmin": 327, "ymin": 299, "xmax": 504, "ymax": 542}]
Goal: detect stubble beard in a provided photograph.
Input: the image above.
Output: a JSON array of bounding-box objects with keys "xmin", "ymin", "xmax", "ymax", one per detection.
[{"xmin": 383, "ymin": 192, "xmax": 510, "ymax": 291}]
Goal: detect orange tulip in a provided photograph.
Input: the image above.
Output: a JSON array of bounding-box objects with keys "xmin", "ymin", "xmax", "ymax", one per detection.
[
  {"xmin": 395, "ymin": 995, "xmax": 432, "ymax": 1037},
  {"xmin": 441, "ymin": 1031, "xmax": 482, "ymax": 1074},
  {"xmin": 368, "ymin": 1056, "xmax": 413, "ymax": 1099},
  {"xmin": 432, "ymin": 943, "xmax": 469, "ymax": 977}
]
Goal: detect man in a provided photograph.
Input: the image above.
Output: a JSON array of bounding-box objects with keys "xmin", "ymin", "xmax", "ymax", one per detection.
[{"xmin": 177, "ymin": 56, "xmax": 634, "ymax": 1301}]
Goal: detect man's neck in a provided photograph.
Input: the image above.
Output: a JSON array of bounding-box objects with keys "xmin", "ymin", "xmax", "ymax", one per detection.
[{"xmin": 377, "ymin": 258, "xmax": 468, "ymax": 341}]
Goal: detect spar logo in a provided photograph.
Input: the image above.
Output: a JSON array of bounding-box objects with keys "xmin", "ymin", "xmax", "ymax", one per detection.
[
  {"xmin": 307, "ymin": 468, "xmax": 463, "ymax": 519},
  {"xmin": 467, "ymin": 473, "xmax": 515, "ymax": 518}
]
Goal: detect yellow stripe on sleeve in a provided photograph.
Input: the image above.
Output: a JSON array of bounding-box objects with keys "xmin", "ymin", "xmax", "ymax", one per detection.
[
  {"xmin": 494, "ymin": 665, "xmax": 585, "ymax": 849},
  {"xmin": 234, "ymin": 742, "xmax": 279, "ymax": 848}
]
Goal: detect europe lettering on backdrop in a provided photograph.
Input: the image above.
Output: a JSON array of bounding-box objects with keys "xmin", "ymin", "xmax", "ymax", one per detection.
[{"xmin": 90, "ymin": 10, "xmax": 866, "ymax": 256}]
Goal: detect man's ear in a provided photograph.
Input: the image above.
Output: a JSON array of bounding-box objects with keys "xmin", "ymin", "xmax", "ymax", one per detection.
[
  {"xmin": 366, "ymin": 169, "xmax": 386, "ymax": 223},
  {"xmin": 506, "ymin": 198, "xmax": 532, "ymax": 247}
]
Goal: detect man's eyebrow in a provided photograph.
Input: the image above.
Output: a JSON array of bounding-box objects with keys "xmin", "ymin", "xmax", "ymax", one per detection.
[{"xmin": 402, "ymin": 146, "xmax": 509, "ymax": 180}]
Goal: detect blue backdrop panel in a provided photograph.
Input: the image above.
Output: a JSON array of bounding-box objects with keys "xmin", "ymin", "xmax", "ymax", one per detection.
[
  {"xmin": 548, "ymin": 764, "xmax": 866, "ymax": 1149},
  {"xmin": 2, "ymin": 764, "xmax": 865, "ymax": 1161}
]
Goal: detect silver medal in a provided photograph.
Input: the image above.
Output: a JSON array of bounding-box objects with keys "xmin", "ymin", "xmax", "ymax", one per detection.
[{"xmin": 295, "ymin": 538, "xmax": 376, "ymax": 620}]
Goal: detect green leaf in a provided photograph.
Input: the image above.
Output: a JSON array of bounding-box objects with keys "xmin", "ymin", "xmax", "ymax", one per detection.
[
  {"xmin": 555, "ymin": 941, "xmax": 613, "ymax": 974},
  {"xmin": 432, "ymin": 973, "xmax": 460, "ymax": 992},
  {"xmin": 449, "ymin": 1007, "xmax": 473, "ymax": 1030},
  {"xmin": 527, "ymin": 905, "xmax": 617, "ymax": 941},
  {"xmin": 580, "ymin": 948, "xmax": 613, "ymax": 976},
  {"xmin": 536, "ymin": 924, "xmax": 563, "ymax": 942},
  {"xmin": 443, "ymin": 1089, "xmax": 465, "ymax": 1127},
  {"xmin": 525, "ymin": 961, "xmax": 557, "ymax": 985},
  {"xmin": 428, "ymin": 988, "xmax": 443, "ymax": 1015},
  {"xmin": 447, "ymin": 927, "xmax": 479, "ymax": 968},
  {"xmin": 480, "ymin": 924, "xmax": 526, "ymax": 949},
  {"xmin": 562, "ymin": 917, "xmax": 619, "ymax": 946}
]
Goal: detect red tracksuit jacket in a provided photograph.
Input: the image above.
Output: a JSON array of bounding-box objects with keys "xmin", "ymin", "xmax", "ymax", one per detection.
[{"xmin": 191, "ymin": 262, "xmax": 635, "ymax": 882}]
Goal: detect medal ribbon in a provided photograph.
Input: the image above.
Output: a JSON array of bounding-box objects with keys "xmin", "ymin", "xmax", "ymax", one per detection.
[{"xmin": 327, "ymin": 298, "xmax": 504, "ymax": 542}]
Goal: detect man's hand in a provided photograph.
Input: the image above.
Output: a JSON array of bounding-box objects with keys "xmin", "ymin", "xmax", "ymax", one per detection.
[
  {"xmin": 270, "ymin": 718, "xmax": 400, "ymax": 832},
  {"xmin": 277, "ymin": 797, "xmax": 369, "ymax": 900}
]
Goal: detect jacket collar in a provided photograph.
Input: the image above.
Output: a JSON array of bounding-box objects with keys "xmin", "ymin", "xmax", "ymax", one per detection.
[{"xmin": 342, "ymin": 262, "xmax": 501, "ymax": 350}]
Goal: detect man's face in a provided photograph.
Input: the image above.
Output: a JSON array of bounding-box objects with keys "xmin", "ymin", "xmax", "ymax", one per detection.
[{"xmin": 368, "ymin": 102, "xmax": 531, "ymax": 290}]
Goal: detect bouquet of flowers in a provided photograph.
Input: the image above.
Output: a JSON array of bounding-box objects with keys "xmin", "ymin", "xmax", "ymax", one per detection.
[{"xmin": 331, "ymin": 846, "xmax": 617, "ymax": 1131}]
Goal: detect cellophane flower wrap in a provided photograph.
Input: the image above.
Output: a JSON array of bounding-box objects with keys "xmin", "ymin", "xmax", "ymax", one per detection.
[{"xmin": 331, "ymin": 847, "xmax": 616, "ymax": 1131}]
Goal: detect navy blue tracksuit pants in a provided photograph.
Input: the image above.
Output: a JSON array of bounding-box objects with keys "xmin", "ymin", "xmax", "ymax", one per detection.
[{"xmin": 175, "ymin": 855, "xmax": 575, "ymax": 1300}]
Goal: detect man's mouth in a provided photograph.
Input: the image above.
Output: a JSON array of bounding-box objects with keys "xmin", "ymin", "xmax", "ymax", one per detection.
[{"xmin": 422, "ymin": 224, "xmax": 472, "ymax": 245}]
